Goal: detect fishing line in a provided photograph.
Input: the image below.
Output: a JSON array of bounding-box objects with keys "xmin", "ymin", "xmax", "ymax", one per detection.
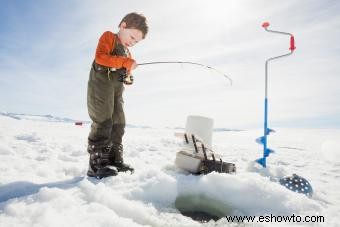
[{"xmin": 137, "ymin": 61, "xmax": 233, "ymax": 85}]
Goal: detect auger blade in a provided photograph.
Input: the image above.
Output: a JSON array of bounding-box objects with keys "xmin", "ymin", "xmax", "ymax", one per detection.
[
  {"xmin": 264, "ymin": 148, "xmax": 274, "ymax": 157},
  {"xmin": 256, "ymin": 136, "xmax": 265, "ymax": 145},
  {"xmin": 256, "ymin": 157, "xmax": 266, "ymax": 167},
  {"xmin": 266, "ymin": 128, "xmax": 275, "ymax": 135}
]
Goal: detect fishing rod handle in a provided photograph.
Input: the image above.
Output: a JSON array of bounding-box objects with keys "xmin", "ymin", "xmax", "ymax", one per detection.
[{"xmin": 262, "ymin": 22, "xmax": 296, "ymax": 51}]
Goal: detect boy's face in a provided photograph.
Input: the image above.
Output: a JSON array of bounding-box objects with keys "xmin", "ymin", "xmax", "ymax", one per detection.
[{"xmin": 118, "ymin": 22, "xmax": 144, "ymax": 48}]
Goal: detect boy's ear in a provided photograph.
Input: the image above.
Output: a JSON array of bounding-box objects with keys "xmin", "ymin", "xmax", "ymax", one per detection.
[{"xmin": 119, "ymin": 22, "xmax": 127, "ymax": 29}]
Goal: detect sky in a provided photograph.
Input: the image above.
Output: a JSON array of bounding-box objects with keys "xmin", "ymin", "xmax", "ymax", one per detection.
[{"xmin": 0, "ymin": 0, "xmax": 340, "ymax": 129}]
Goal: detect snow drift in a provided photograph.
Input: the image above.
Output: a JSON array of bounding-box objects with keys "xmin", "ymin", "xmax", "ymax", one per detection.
[{"xmin": 0, "ymin": 114, "xmax": 339, "ymax": 226}]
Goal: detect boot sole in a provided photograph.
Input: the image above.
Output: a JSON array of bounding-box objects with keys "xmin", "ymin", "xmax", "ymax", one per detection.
[{"xmin": 87, "ymin": 167, "xmax": 118, "ymax": 179}]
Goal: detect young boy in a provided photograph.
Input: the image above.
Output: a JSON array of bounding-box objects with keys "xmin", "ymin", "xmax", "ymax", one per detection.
[{"xmin": 87, "ymin": 12, "xmax": 148, "ymax": 178}]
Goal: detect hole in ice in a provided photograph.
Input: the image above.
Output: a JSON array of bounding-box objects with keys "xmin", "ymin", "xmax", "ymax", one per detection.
[{"xmin": 175, "ymin": 194, "xmax": 234, "ymax": 222}]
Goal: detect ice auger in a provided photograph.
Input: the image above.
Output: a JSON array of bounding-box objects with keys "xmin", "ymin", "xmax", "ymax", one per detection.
[{"xmin": 256, "ymin": 22, "xmax": 296, "ymax": 167}]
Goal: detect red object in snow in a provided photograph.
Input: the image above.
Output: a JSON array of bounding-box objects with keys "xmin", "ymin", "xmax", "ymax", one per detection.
[{"xmin": 75, "ymin": 121, "xmax": 83, "ymax": 126}]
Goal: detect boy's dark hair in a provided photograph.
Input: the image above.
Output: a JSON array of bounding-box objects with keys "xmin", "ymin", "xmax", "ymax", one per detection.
[{"xmin": 119, "ymin": 12, "xmax": 148, "ymax": 38}]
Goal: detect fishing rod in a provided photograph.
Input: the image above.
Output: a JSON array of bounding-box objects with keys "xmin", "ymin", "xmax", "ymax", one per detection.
[{"xmin": 136, "ymin": 61, "xmax": 233, "ymax": 85}]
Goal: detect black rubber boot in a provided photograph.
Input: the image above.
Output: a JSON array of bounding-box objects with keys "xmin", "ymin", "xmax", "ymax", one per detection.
[
  {"xmin": 110, "ymin": 143, "xmax": 134, "ymax": 174},
  {"xmin": 87, "ymin": 145, "xmax": 118, "ymax": 179},
  {"xmin": 87, "ymin": 163, "xmax": 118, "ymax": 179}
]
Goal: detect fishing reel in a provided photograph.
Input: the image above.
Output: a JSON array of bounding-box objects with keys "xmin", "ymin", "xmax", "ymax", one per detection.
[{"xmin": 116, "ymin": 68, "xmax": 134, "ymax": 85}]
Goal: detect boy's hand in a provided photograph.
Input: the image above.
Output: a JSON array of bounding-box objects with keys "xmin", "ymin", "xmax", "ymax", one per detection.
[{"xmin": 122, "ymin": 58, "xmax": 137, "ymax": 72}]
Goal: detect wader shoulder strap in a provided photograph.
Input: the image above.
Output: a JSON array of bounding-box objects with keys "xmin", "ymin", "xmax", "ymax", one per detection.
[
  {"xmin": 110, "ymin": 34, "xmax": 118, "ymax": 55},
  {"xmin": 111, "ymin": 34, "xmax": 130, "ymax": 57}
]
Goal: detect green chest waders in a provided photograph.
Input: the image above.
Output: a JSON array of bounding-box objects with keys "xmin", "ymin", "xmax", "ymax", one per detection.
[{"xmin": 87, "ymin": 35, "xmax": 133, "ymax": 178}]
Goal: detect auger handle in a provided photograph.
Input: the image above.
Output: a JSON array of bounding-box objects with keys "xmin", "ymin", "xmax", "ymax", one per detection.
[
  {"xmin": 262, "ymin": 22, "xmax": 296, "ymax": 51},
  {"xmin": 262, "ymin": 22, "xmax": 270, "ymax": 28},
  {"xmin": 289, "ymin": 36, "xmax": 296, "ymax": 51}
]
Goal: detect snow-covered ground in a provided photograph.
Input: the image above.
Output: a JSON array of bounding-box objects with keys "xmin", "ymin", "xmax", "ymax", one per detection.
[{"xmin": 0, "ymin": 114, "xmax": 339, "ymax": 226}]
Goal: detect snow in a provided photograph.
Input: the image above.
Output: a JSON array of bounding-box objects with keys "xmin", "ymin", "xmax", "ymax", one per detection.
[{"xmin": 0, "ymin": 114, "xmax": 339, "ymax": 226}]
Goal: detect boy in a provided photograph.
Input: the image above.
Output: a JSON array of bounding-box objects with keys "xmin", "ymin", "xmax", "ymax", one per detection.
[{"xmin": 87, "ymin": 12, "xmax": 148, "ymax": 178}]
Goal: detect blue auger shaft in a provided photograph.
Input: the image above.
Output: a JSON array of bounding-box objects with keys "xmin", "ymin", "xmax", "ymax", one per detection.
[{"xmin": 262, "ymin": 98, "xmax": 268, "ymax": 167}]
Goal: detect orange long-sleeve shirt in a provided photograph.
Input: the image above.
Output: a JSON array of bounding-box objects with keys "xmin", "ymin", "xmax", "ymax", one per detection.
[{"xmin": 95, "ymin": 31, "xmax": 135, "ymax": 71}]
